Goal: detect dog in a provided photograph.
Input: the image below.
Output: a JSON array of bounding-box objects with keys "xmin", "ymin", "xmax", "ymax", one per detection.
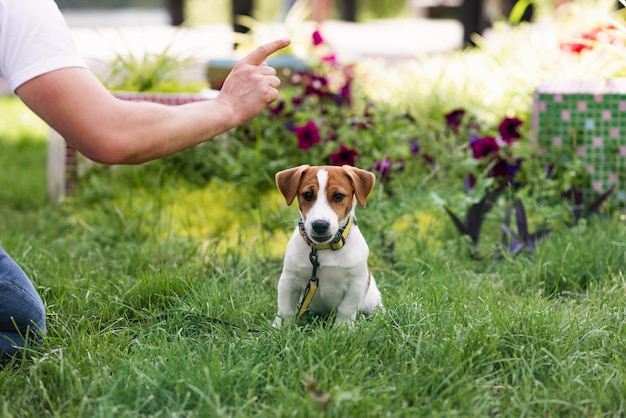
[{"xmin": 273, "ymin": 164, "xmax": 383, "ymax": 327}]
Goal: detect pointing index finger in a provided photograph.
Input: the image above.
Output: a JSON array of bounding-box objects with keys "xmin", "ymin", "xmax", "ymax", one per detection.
[{"xmin": 240, "ymin": 38, "xmax": 291, "ymax": 66}]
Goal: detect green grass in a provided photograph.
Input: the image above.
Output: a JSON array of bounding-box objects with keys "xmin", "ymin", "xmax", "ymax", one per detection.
[
  {"xmin": 3, "ymin": 5, "xmax": 626, "ymax": 413},
  {"xmin": 0, "ymin": 97, "xmax": 49, "ymax": 210},
  {"xmin": 1, "ymin": 96, "xmax": 626, "ymax": 416}
]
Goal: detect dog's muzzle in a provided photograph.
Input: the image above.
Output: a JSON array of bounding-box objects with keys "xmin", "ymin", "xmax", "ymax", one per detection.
[
  {"xmin": 299, "ymin": 217, "xmax": 354, "ymax": 250},
  {"xmin": 310, "ymin": 220, "xmax": 332, "ymax": 243}
]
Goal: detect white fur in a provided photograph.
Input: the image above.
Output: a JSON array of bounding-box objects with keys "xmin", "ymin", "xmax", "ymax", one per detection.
[{"xmin": 273, "ymin": 169, "xmax": 383, "ymax": 327}]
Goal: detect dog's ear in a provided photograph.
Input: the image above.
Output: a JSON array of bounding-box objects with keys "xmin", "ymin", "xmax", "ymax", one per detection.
[
  {"xmin": 275, "ymin": 165, "xmax": 310, "ymax": 205},
  {"xmin": 343, "ymin": 165, "xmax": 376, "ymax": 207}
]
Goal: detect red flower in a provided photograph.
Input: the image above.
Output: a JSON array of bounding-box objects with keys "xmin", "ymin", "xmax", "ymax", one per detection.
[
  {"xmin": 560, "ymin": 41, "xmax": 589, "ymax": 54},
  {"xmin": 329, "ymin": 144, "xmax": 358, "ymax": 166},
  {"xmin": 470, "ymin": 136, "xmax": 499, "ymax": 159},
  {"xmin": 498, "ymin": 117, "xmax": 522, "ymax": 144},
  {"xmin": 294, "ymin": 121, "xmax": 321, "ymax": 150},
  {"xmin": 560, "ymin": 23, "xmax": 620, "ymax": 54}
]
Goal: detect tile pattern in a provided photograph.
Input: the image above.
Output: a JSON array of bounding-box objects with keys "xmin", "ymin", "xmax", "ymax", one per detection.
[{"xmin": 532, "ymin": 80, "xmax": 626, "ymax": 204}]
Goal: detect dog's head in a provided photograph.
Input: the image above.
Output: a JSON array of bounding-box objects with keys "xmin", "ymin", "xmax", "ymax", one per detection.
[{"xmin": 275, "ymin": 165, "xmax": 375, "ymax": 244}]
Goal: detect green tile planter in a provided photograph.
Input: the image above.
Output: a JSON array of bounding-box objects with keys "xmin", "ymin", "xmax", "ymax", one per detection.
[
  {"xmin": 532, "ymin": 79, "xmax": 626, "ymax": 205},
  {"xmin": 206, "ymin": 55, "xmax": 310, "ymax": 89}
]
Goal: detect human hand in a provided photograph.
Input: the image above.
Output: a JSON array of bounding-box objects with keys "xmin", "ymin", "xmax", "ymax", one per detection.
[{"xmin": 217, "ymin": 38, "xmax": 291, "ymax": 126}]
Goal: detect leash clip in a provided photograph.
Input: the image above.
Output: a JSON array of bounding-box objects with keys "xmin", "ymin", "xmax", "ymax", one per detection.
[{"xmin": 309, "ymin": 247, "xmax": 319, "ymax": 278}]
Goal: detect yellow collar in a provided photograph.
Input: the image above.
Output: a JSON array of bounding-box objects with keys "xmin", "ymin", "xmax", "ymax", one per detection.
[{"xmin": 299, "ymin": 217, "xmax": 354, "ymax": 250}]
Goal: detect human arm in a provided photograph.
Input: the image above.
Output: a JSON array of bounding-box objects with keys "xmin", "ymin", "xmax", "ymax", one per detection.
[{"xmin": 15, "ymin": 38, "xmax": 290, "ymax": 165}]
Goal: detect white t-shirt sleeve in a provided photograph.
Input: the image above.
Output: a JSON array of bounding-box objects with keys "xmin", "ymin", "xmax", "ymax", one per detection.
[{"xmin": 0, "ymin": 0, "xmax": 87, "ymax": 93}]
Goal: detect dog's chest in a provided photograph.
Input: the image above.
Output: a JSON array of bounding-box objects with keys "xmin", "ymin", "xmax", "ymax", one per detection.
[
  {"xmin": 284, "ymin": 227, "xmax": 368, "ymax": 272},
  {"xmin": 283, "ymin": 229, "xmax": 369, "ymax": 306}
]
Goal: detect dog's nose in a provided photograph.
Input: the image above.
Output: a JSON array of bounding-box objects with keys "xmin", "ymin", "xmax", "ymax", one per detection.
[{"xmin": 312, "ymin": 220, "xmax": 329, "ymax": 235}]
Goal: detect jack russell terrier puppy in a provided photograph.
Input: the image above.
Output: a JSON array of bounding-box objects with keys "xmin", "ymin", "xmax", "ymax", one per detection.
[{"xmin": 273, "ymin": 164, "xmax": 383, "ymax": 327}]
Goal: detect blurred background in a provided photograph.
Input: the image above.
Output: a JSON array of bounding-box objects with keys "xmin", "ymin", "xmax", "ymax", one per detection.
[
  {"xmin": 55, "ymin": 0, "xmax": 429, "ymax": 25},
  {"xmin": 42, "ymin": 0, "xmax": 471, "ymax": 93}
]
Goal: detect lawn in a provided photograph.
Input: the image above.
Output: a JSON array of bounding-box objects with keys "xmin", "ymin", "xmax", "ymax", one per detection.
[{"xmin": 2, "ymin": 2, "xmax": 626, "ymax": 416}]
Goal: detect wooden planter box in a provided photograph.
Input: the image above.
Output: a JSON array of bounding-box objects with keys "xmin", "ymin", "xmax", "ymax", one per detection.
[
  {"xmin": 531, "ymin": 79, "xmax": 626, "ymax": 205},
  {"xmin": 47, "ymin": 91, "xmax": 214, "ymax": 202}
]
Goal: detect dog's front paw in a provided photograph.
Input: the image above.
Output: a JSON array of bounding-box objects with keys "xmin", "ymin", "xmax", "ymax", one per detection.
[
  {"xmin": 333, "ymin": 311, "xmax": 358, "ymax": 328},
  {"xmin": 272, "ymin": 316, "xmax": 283, "ymax": 328}
]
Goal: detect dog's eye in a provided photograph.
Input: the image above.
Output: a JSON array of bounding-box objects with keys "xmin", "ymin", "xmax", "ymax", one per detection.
[
  {"xmin": 333, "ymin": 193, "xmax": 345, "ymax": 202},
  {"xmin": 302, "ymin": 191, "xmax": 314, "ymax": 201}
]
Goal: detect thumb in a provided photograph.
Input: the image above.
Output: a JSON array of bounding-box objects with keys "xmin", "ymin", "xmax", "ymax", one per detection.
[{"xmin": 240, "ymin": 38, "xmax": 291, "ymax": 66}]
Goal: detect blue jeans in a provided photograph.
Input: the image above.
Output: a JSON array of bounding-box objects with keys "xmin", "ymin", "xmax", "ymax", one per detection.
[{"xmin": 0, "ymin": 246, "xmax": 46, "ymax": 359}]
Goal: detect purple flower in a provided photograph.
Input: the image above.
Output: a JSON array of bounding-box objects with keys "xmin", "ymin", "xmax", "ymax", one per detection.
[
  {"xmin": 469, "ymin": 131, "xmax": 479, "ymax": 144},
  {"xmin": 304, "ymin": 74, "xmax": 329, "ymax": 97},
  {"xmin": 329, "ymin": 144, "xmax": 358, "ymax": 166},
  {"xmin": 507, "ymin": 158, "xmax": 523, "ymax": 178},
  {"xmin": 464, "ymin": 173, "xmax": 477, "ymax": 193},
  {"xmin": 291, "ymin": 96, "xmax": 304, "ymax": 108},
  {"xmin": 268, "ymin": 100, "xmax": 285, "ymax": 117},
  {"xmin": 294, "ymin": 121, "xmax": 321, "ymax": 150},
  {"xmin": 338, "ymin": 79, "xmax": 352, "ymax": 105},
  {"xmin": 470, "ymin": 136, "xmax": 499, "ymax": 159},
  {"xmin": 490, "ymin": 160, "xmax": 511, "ymax": 178},
  {"xmin": 284, "ymin": 121, "xmax": 296, "ymax": 131},
  {"xmin": 498, "ymin": 117, "xmax": 523, "ymax": 144},
  {"xmin": 490, "ymin": 158, "xmax": 524, "ymax": 187},
  {"xmin": 375, "ymin": 157, "xmax": 392, "ymax": 182},
  {"xmin": 445, "ymin": 108, "xmax": 466, "ymax": 135},
  {"xmin": 410, "ymin": 138, "xmax": 420, "ymax": 155},
  {"xmin": 312, "ymin": 29, "xmax": 324, "ymax": 46}
]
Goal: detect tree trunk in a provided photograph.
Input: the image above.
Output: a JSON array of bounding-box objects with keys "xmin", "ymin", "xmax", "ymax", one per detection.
[
  {"xmin": 168, "ymin": 0, "xmax": 184, "ymax": 26},
  {"xmin": 232, "ymin": 0, "xmax": 254, "ymax": 33}
]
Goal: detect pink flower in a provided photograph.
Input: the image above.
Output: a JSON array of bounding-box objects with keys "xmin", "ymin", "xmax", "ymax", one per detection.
[
  {"xmin": 320, "ymin": 54, "xmax": 338, "ymax": 66},
  {"xmin": 312, "ymin": 30, "xmax": 324, "ymax": 46}
]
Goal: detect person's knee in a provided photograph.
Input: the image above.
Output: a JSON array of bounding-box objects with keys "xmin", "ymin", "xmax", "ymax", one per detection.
[
  {"xmin": 0, "ymin": 300, "xmax": 46, "ymax": 360},
  {"xmin": 0, "ymin": 254, "xmax": 47, "ymax": 344},
  {"xmin": 25, "ymin": 295, "xmax": 47, "ymax": 337}
]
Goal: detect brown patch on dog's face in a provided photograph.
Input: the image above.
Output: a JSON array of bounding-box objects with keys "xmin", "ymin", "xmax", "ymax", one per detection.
[
  {"xmin": 276, "ymin": 164, "xmax": 376, "ymax": 223},
  {"xmin": 296, "ymin": 166, "xmax": 355, "ymax": 221}
]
